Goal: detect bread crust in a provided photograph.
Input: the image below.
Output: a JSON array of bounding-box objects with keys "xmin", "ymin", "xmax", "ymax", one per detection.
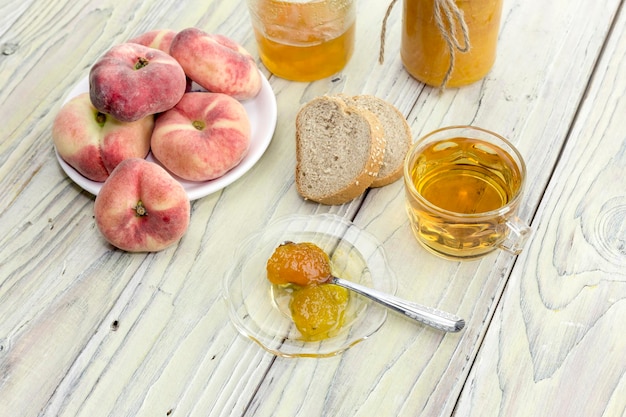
[
  {"xmin": 339, "ymin": 94, "xmax": 412, "ymax": 187},
  {"xmin": 295, "ymin": 96, "xmax": 386, "ymax": 205}
]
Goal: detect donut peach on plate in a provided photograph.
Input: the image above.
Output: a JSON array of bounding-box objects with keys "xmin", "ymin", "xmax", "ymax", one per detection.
[
  {"xmin": 127, "ymin": 29, "xmax": 177, "ymax": 53},
  {"xmin": 169, "ymin": 28, "xmax": 262, "ymax": 100},
  {"xmin": 52, "ymin": 93, "xmax": 153, "ymax": 182},
  {"xmin": 89, "ymin": 43, "xmax": 187, "ymax": 122},
  {"xmin": 151, "ymin": 92, "xmax": 251, "ymax": 182}
]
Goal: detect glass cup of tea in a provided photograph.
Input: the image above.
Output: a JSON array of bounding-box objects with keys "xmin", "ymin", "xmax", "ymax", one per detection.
[
  {"xmin": 403, "ymin": 126, "xmax": 531, "ymax": 260},
  {"xmin": 245, "ymin": 0, "xmax": 356, "ymax": 82}
]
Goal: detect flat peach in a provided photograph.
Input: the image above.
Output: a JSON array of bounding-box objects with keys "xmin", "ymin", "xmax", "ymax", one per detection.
[
  {"xmin": 52, "ymin": 93, "xmax": 153, "ymax": 182},
  {"xmin": 170, "ymin": 28, "xmax": 261, "ymax": 100},
  {"xmin": 94, "ymin": 158, "xmax": 190, "ymax": 252},
  {"xmin": 90, "ymin": 43, "xmax": 186, "ymax": 122},
  {"xmin": 128, "ymin": 29, "xmax": 177, "ymax": 53},
  {"xmin": 151, "ymin": 92, "xmax": 251, "ymax": 181}
]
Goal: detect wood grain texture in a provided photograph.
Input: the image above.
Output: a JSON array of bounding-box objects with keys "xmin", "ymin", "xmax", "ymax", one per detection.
[
  {"xmin": 0, "ymin": 0, "xmax": 624, "ymax": 416},
  {"xmin": 455, "ymin": 3, "xmax": 626, "ymax": 416}
]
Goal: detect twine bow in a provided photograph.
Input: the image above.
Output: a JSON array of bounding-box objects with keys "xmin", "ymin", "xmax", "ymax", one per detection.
[{"xmin": 379, "ymin": 0, "xmax": 471, "ymax": 88}]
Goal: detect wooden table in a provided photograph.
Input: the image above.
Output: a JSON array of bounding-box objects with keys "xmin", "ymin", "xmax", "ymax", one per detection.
[{"xmin": 1, "ymin": 0, "xmax": 625, "ymax": 415}]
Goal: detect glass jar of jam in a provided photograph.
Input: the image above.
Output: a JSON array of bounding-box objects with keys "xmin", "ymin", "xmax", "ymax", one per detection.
[
  {"xmin": 401, "ymin": 0, "xmax": 503, "ymax": 87},
  {"xmin": 247, "ymin": 0, "xmax": 356, "ymax": 82}
]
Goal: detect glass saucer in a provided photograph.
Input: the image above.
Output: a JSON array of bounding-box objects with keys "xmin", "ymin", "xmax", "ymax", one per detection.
[{"xmin": 223, "ymin": 213, "xmax": 397, "ymax": 358}]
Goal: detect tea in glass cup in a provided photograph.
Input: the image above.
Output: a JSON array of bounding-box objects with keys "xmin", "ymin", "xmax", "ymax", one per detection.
[
  {"xmin": 403, "ymin": 126, "xmax": 531, "ymax": 259},
  {"xmin": 245, "ymin": 0, "xmax": 356, "ymax": 81}
]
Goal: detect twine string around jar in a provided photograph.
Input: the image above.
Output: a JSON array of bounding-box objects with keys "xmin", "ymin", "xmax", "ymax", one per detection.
[{"xmin": 379, "ymin": 0, "xmax": 471, "ymax": 88}]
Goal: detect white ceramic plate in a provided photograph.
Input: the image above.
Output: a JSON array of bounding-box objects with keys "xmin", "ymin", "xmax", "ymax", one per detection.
[
  {"xmin": 223, "ymin": 214, "xmax": 398, "ymax": 358},
  {"xmin": 55, "ymin": 72, "xmax": 277, "ymax": 201}
]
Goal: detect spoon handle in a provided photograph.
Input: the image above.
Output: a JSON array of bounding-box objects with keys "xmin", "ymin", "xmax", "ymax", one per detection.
[{"xmin": 332, "ymin": 277, "xmax": 465, "ymax": 333}]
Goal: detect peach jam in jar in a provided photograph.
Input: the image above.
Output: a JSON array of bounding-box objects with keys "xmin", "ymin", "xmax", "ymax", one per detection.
[
  {"xmin": 401, "ymin": 0, "xmax": 503, "ymax": 87},
  {"xmin": 247, "ymin": 0, "xmax": 356, "ymax": 81}
]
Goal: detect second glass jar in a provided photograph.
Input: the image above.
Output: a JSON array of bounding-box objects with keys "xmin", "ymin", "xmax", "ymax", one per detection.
[{"xmin": 401, "ymin": 0, "xmax": 503, "ymax": 87}]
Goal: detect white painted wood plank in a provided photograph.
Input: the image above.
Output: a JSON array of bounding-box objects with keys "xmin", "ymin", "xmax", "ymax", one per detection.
[{"xmin": 455, "ymin": 3, "xmax": 626, "ymax": 416}]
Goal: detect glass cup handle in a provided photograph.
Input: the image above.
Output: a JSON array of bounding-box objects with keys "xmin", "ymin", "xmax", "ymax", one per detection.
[{"xmin": 498, "ymin": 217, "xmax": 532, "ymax": 255}]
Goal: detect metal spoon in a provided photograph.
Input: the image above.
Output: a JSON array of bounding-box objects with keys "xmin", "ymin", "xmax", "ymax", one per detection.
[
  {"xmin": 329, "ymin": 276, "xmax": 465, "ymax": 333},
  {"xmin": 278, "ymin": 241, "xmax": 465, "ymax": 333}
]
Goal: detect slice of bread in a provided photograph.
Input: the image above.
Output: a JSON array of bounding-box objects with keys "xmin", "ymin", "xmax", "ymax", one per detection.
[
  {"xmin": 339, "ymin": 95, "xmax": 412, "ymax": 187},
  {"xmin": 295, "ymin": 96, "xmax": 385, "ymax": 205}
]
